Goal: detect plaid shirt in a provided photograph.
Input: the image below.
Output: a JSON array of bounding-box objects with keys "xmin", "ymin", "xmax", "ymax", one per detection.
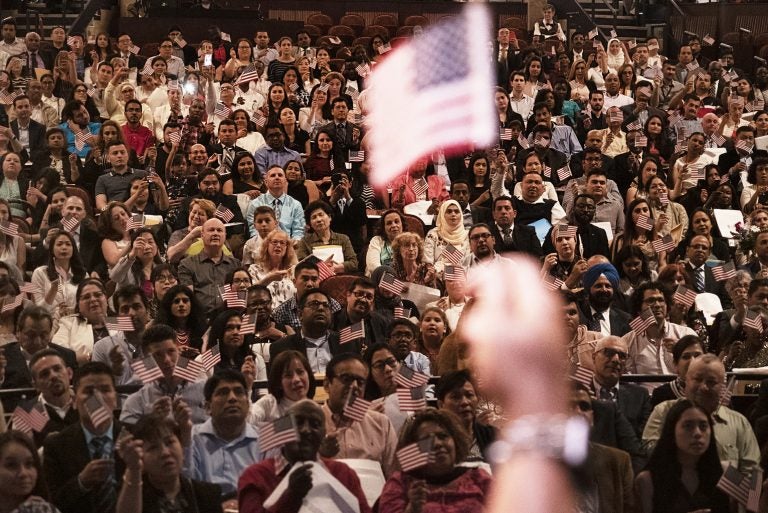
[{"xmin": 273, "ymin": 296, "xmax": 342, "ymax": 332}]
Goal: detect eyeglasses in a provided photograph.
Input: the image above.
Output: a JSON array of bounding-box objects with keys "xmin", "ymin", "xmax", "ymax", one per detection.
[
  {"xmin": 352, "ymin": 290, "xmax": 374, "ymax": 301},
  {"xmin": 600, "ymin": 347, "xmax": 629, "ymax": 361},
  {"xmin": 335, "ymin": 373, "xmax": 366, "ymax": 387},
  {"xmin": 470, "ymin": 233, "xmax": 492, "ymax": 241},
  {"xmin": 303, "ymin": 300, "xmax": 330, "ymax": 310},
  {"xmin": 269, "ymin": 240, "xmax": 288, "ymax": 246},
  {"xmin": 371, "ymin": 357, "xmax": 398, "ymax": 371},
  {"xmin": 156, "ymin": 274, "xmax": 177, "ymax": 283}
]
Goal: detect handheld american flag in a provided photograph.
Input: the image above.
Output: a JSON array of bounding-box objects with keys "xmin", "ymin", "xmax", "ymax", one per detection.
[
  {"xmin": 128, "ymin": 44, "xmax": 140, "ymax": 55},
  {"xmin": 588, "ymin": 28, "xmax": 599, "ymax": 39},
  {"xmin": 703, "ymin": 34, "xmax": 715, "ymax": 45},
  {"xmin": 106, "ymin": 316, "xmax": 135, "ymax": 332},
  {"xmin": 367, "ymin": 4, "xmax": 496, "ymax": 187},
  {"xmin": 397, "ymin": 386, "xmax": 427, "ymax": 411},
  {"xmin": 717, "ymin": 463, "xmax": 762, "ymax": 511},
  {"xmin": 543, "ymin": 273, "xmax": 564, "ymax": 291},
  {"xmin": 201, "ymin": 345, "xmax": 221, "ymax": 371},
  {"xmin": 173, "ymin": 356, "xmax": 204, "ymax": 382},
  {"xmin": 235, "ymin": 63, "xmax": 260, "ymax": 85},
  {"xmin": 62, "ymin": 215, "xmax": 80, "ymax": 233},
  {"xmin": 317, "ymin": 260, "xmax": 336, "ymax": 282},
  {"xmin": 610, "ymin": 29, "xmax": 618, "ymax": 39},
  {"xmin": 743, "ymin": 310, "xmax": 764, "ymax": 334},
  {"xmin": 736, "ymin": 140, "xmax": 753, "ymax": 156},
  {"xmin": 343, "ymin": 391, "xmax": 372, "ymax": 422},
  {"xmin": 355, "ymin": 63, "xmax": 371, "ymax": 78},
  {"xmin": 542, "ymin": 165, "xmax": 551, "ymax": 178},
  {"xmin": 394, "ymin": 365, "xmax": 430, "ymax": 389},
  {"xmin": 378, "ymin": 42, "xmax": 392, "ymax": 55},
  {"xmin": 411, "ymin": 178, "xmax": 429, "ymax": 198},
  {"xmin": 214, "ymin": 102, "xmax": 232, "ymax": 118},
  {"xmin": 686, "ymin": 61, "xmax": 700, "ymax": 72},
  {"xmin": 556, "ymin": 166, "xmax": 571, "ymax": 181},
  {"xmin": 442, "ymin": 244, "xmax": 465, "ymax": 266},
  {"xmin": 258, "ymin": 414, "xmax": 299, "ymax": 452},
  {"xmin": 557, "ymin": 224, "xmax": 578, "ymax": 239},
  {"xmin": 444, "ymin": 265, "xmax": 466, "ymax": 282},
  {"xmin": 712, "ymin": 261, "xmax": 737, "ymax": 281},
  {"xmin": 74, "ymin": 130, "xmax": 91, "ymax": 151},
  {"xmin": 650, "ymin": 234, "xmax": 676, "ymax": 253},
  {"xmin": 1, "ymin": 294, "xmax": 23, "ymax": 313},
  {"xmin": 629, "ymin": 308, "xmax": 656, "ymax": 333},
  {"xmin": 85, "ymin": 393, "xmax": 112, "ymax": 430},
  {"xmin": 720, "ymin": 375, "xmax": 737, "ymax": 406},
  {"xmin": 339, "ymin": 321, "xmax": 365, "ymax": 344},
  {"xmin": 636, "ymin": 215, "xmax": 653, "ymax": 231},
  {"xmin": 500, "ymin": 128, "xmax": 513, "ymax": 141},
  {"xmin": 349, "ymin": 150, "xmax": 365, "ymax": 162},
  {"xmin": 673, "ymin": 285, "xmax": 698, "ymax": 309},
  {"xmin": 131, "ymin": 356, "xmax": 164, "ymax": 383},
  {"xmin": 394, "ymin": 306, "xmax": 412, "ymax": 319},
  {"xmin": 214, "ymin": 204, "xmax": 235, "ymax": 223},
  {"xmin": 127, "ymin": 214, "xmax": 144, "ymax": 231},
  {"xmin": 379, "ymin": 272, "xmax": 405, "ymax": 295},
  {"xmin": 240, "ymin": 314, "xmax": 256, "ymax": 335},
  {"xmin": 659, "ymin": 192, "xmax": 669, "ymax": 206},
  {"xmin": 0, "ymin": 221, "xmax": 18, "ymax": 237},
  {"xmin": 19, "ymin": 282, "xmax": 40, "ymax": 295},
  {"xmin": 11, "ymin": 402, "xmax": 49, "ymax": 434},
  {"xmin": 627, "ymin": 120, "xmax": 643, "ymax": 131},
  {"xmin": 570, "ymin": 366, "xmax": 594, "ymax": 388},
  {"xmin": 397, "ymin": 437, "xmax": 435, "ymax": 472},
  {"xmin": 517, "ymin": 134, "xmax": 530, "ymax": 149},
  {"xmin": 633, "ymin": 134, "xmax": 648, "ymax": 148}
]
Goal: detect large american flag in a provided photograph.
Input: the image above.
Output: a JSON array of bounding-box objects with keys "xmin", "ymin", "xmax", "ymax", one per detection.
[
  {"xmin": 397, "ymin": 437, "xmax": 435, "ymax": 472},
  {"xmin": 258, "ymin": 414, "xmax": 299, "ymax": 453},
  {"xmin": 366, "ymin": 4, "xmax": 496, "ymax": 187}
]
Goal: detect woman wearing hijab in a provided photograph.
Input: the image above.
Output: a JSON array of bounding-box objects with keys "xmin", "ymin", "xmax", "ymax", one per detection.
[{"xmin": 423, "ymin": 200, "xmax": 471, "ymax": 276}]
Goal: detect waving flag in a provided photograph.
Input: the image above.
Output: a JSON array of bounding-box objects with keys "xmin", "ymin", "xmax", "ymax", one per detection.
[
  {"xmin": 131, "ymin": 356, "xmax": 164, "ymax": 384},
  {"xmin": 355, "ymin": 63, "xmax": 371, "ymax": 78},
  {"xmin": 743, "ymin": 310, "xmax": 764, "ymax": 334},
  {"xmin": 717, "ymin": 463, "xmax": 762, "ymax": 511},
  {"xmin": 588, "ymin": 28, "xmax": 599, "ymax": 40},
  {"xmin": 127, "ymin": 214, "xmax": 144, "ymax": 231},
  {"xmin": 1, "ymin": 294, "xmax": 23, "ymax": 313},
  {"xmin": 571, "ymin": 366, "xmax": 594, "ymax": 388},
  {"xmin": 442, "ymin": 244, "xmax": 465, "ymax": 266},
  {"xmin": 214, "ymin": 102, "xmax": 232, "ymax": 118},
  {"xmin": 105, "ymin": 316, "xmax": 135, "ymax": 332},
  {"xmin": 712, "ymin": 261, "xmax": 737, "ymax": 281},
  {"xmin": 411, "ymin": 178, "xmax": 429, "ymax": 198},
  {"xmin": 74, "ymin": 130, "xmax": 91, "ymax": 151},
  {"xmin": 85, "ymin": 394, "xmax": 112, "ymax": 430},
  {"xmin": 650, "ymin": 234, "xmax": 676, "ymax": 253},
  {"xmin": 19, "ymin": 283, "xmax": 40, "ymax": 295},
  {"xmin": 343, "ymin": 391, "xmax": 372, "ymax": 422},
  {"xmin": 11, "ymin": 402, "xmax": 49, "ymax": 434},
  {"xmin": 349, "ymin": 150, "xmax": 365, "ymax": 162},
  {"xmin": 240, "ymin": 314, "xmax": 256, "ymax": 335},
  {"xmin": 167, "ymin": 131, "xmax": 182, "ymax": 145},
  {"xmin": 394, "ymin": 365, "xmax": 430, "ymax": 388},
  {"xmin": 201, "ymin": 345, "xmax": 221, "ymax": 371},
  {"xmin": 339, "ymin": 322, "xmax": 365, "ymax": 344},
  {"xmin": 444, "ymin": 265, "xmax": 466, "ymax": 282},
  {"xmin": 397, "ymin": 386, "xmax": 427, "ymax": 411},
  {"xmin": 367, "ymin": 4, "xmax": 495, "ymax": 187},
  {"xmin": 394, "ymin": 307, "xmax": 411, "ymax": 319},
  {"xmin": 557, "ymin": 225, "xmax": 578, "ymax": 239},
  {"xmin": 673, "ymin": 285, "xmax": 698, "ymax": 309},
  {"xmin": 214, "ymin": 204, "xmax": 235, "ymax": 223},
  {"xmin": 62, "ymin": 215, "xmax": 80, "ymax": 233},
  {"xmin": 556, "ymin": 166, "xmax": 572, "ymax": 181},
  {"xmin": 379, "ymin": 272, "xmax": 405, "ymax": 295},
  {"xmin": 629, "ymin": 308, "xmax": 656, "ymax": 333},
  {"xmin": 173, "ymin": 356, "xmax": 204, "ymax": 382},
  {"xmin": 636, "ymin": 215, "xmax": 653, "ymax": 231},
  {"xmin": 397, "ymin": 437, "xmax": 435, "ymax": 472},
  {"xmin": 259, "ymin": 414, "xmax": 299, "ymax": 452},
  {"xmin": 500, "ymin": 128, "xmax": 513, "ymax": 141},
  {"xmin": 543, "ymin": 273, "xmax": 564, "ymax": 291}
]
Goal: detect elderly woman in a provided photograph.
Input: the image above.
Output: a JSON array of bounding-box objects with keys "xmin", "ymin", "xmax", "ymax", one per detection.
[
  {"xmin": 366, "ymin": 210, "xmax": 406, "ymax": 277},
  {"xmin": 248, "ymin": 349, "xmax": 315, "ymax": 427},
  {"xmin": 109, "ymin": 228, "xmax": 163, "ymax": 299},
  {"xmin": 248, "ymin": 229, "xmax": 297, "ymax": 308},
  {"xmin": 424, "ymin": 200, "xmax": 470, "ymax": 275},
  {"xmin": 0, "ymin": 152, "xmax": 29, "ymax": 219},
  {"xmin": 239, "ymin": 400, "xmax": 371, "ymax": 513},
  {"xmin": 295, "ymin": 200, "xmax": 357, "ymax": 273},
  {"xmin": 167, "ymin": 199, "xmax": 233, "ymax": 263},
  {"xmin": 392, "ymin": 232, "xmax": 438, "ymax": 288},
  {"xmin": 117, "ymin": 415, "xmax": 224, "ymax": 513},
  {"xmin": 52, "ymin": 277, "xmax": 110, "ymax": 363},
  {"xmin": 378, "ymin": 408, "xmax": 492, "ymax": 513}
]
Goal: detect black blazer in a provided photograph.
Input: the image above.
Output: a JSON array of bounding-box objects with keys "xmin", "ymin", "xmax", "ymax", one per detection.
[
  {"xmin": 319, "ymin": 121, "xmax": 362, "ymax": 164},
  {"xmin": 684, "ymin": 261, "xmax": 726, "ymax": 299},
  {"xmin": 331, "ymin": 309, "xmax": 389, "ymax": 349},
  {"xmin": 490, "ymin": 223, "xmax": 543, "ymax": 257},
  {"xmin": 143, "ymin": 477, "xmax": 223, "ymax": 512},
  {"xmin": 106, "ymin": 52, "xmax": 146, "ymax": 69},
  {"xmin": 43, "ymin": 421, "xmax": 126, "ymax": 513},
  {"xmin": 493, "ymin": 43, "xmax": 519, "ymax": 87},
  {"xmin": 468, "ymin": 205, "xmax": 492, "ymax": 226},
  {"xmin": 575, "ymin": 111, "xmax": 608, "ymax": 144},
  {"xmin": 615, "ymin": 383, "xmax": 652, "ymax": 438},
  {"xmin": 11, "ymin": 118, "xmax": 47, "ymax": 162},
  {"xmin": 590, "ymin": 398, "xmax": 644, "ymax": 467},
  {"xmin": 269, "ymin": 331, "xmax": 359, "ymax": 366},
  {"xmin": 1, "ymin": 342, "xmax": 78, "ymax": 410},
  {"xmin": 578, "ymin": 305, "xmax": 632, "ymax": 337}
]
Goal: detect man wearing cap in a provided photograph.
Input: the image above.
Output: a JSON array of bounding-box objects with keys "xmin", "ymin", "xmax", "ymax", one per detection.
[{"xmin": 579, "ymin": 262, "xmax": 632, "ymax": 337}]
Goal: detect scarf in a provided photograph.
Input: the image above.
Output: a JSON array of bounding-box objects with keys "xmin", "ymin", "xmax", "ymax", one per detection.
[{"xmin": 435, "ymin": 200, "xmax": 467, "ymax": 247}]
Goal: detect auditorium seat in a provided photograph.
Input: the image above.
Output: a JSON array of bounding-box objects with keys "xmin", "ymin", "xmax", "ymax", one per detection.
[
  {"xmin": 402, "ymin": 214, "xmax": 425, "ymax": 238},
  {"xmin": 306, "ymin": 13, "xmax": 334, "ymax": 34},
  {"xmin": 316, "ymin": 35, "xmax": 343, "ymax": 48},
  {"xmin": 303, "ymin": 24, "xmax": 323, "ymax": 39},
  {"xmin": 502, "ymin": 17, "xmax": 527, "ymax": 30},
  {"xmin": 339, "ymin": 14, "xmax": 366, "ymax": 36},
  {"xmin": 403, "ymin": 15, "xmax": 429, "ymax": 27},
  {"xmin": 66, "ymin": 186, "xmax": 94, "ymax": 217},
  {"xmin": 396, "ymin": 26, "xmax": 414, "ymax": 38},
  {"xmin": 754, "ymin": 33, "xmax": 768, "ymax": 49},
  {"xmin": 352, "ymin": 36, "xmax": 371, "ymax": 48},
  {"xmin": 389, "ymin": 36, "xmax": 409, "ymax": 48},
  {"xmin": 328, "ymin": 25, "xmax": 356, "ymax": 46},
  {"xmin": 362, "ymin": 25, "xmax": 390, "ymax": 40},
  {"xmin": 141, "ymin": 42, "xmax": 158, "ymax": 57},
  {"xmin": 329, "ymin": 58, "xmax": 346, "ymax": 71},
  {"xmin": 372, "ymin": 13, "xmax": 399, "ymax": 36},
  {"xmin": 720, "ymin": 31, "xmax": 740, "ymax": 46}
]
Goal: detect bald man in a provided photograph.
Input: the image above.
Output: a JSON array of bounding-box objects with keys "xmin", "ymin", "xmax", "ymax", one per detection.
[
  {"xmin": 642, "ymin": 354, "xmax": 759, "ymax": 473},
  {"xmin": 701, "ymin": 112, "xmax": 723, "ymax": 147},
  {"xmin": 178, "ymin": 218, "xmax": 241, "ymax": 314}
]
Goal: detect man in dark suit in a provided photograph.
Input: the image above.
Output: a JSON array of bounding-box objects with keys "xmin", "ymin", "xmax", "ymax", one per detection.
[
  {"xmin": 490, "ymin": 195, "xmax": 542, "ymax": 257},
  {"xmin": 24, "ymin": 32, "xmax": 55, "ymax": 73},
  {"xmin": 332, "ymin": 278, "xmax": 388, "ymax": 351},
  {"xmin": 579, "ymin": 263, "xmax": 632, "ymax": 337},
  {"xmin": 26, "ymin": 349, "xmax": 79, "ymax": 446},
  {"xmin": 568, "ymin": 31, "xmax": 593, "ymax": 65},
  {"xmin": 10, "ymin": 95, "xmax": 46, "ymax": 163},
  {"xmin": 451, "ymin": 179, "xmax": 491, "ymax": 230},
  {"xmin": 320, "ymin": 96, "xmax": 362, "ymax": 166},
  {"xmin": 619, "ymin": 82, "xmax": 667, "ymax": 133},
  {"xmin": 43, "ymin": 361, "xmax": 124, "ymax": 513},
  {"xmin": 719, "ymin": 126, "xmax": 760, "ymax": 194},
  {"xmin": 109, "ymin": 32, "xmax": 146, "ymax": 69},
  {"xmin": 575, "ymin": 90, "xmax": 608, "ymax": 144},
  {"xmin": 271, "ymin": 289, "xmax": 360, "ymax": 373},
  {"xmin": 684, "ymin": 234, "xmax": 725, "ymax": 300},
  {"xmin": 591, "ymin": 336, "xmax": 651, "ymax": 438},
  {"xmin": 493, "ymin": 28, "xmax": 521, "ymax": 87},
  {"xmin": 205, "ymin": 119, "xmax": 248, "ymax": 176},
  {"xmin": 0, "ymin": 306, "xmax": 78, "ymax": 411},
  {"xmin": 329, "ymin": 171, "xmax": 367, "ymax": 253}
]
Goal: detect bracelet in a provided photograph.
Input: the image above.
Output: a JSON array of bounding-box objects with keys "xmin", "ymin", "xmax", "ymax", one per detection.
[{"xmin": 488, "ymin": 414, "xmax": 590, "ymax": 467}]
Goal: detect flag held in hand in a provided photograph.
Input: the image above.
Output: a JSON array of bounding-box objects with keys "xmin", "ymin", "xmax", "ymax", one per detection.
[
  {"xmin": 258, "ymin": 414, "xmax": 299, "ymax": 453},
  {"xmin": 339, "ymin": 321, "xmax": 365, "ymax": 344},
  {"xmin": 397, "ymin": 437, "xmax": 435, "ymax": 472}
]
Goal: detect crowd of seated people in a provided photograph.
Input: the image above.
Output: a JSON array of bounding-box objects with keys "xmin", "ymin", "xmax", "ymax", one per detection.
[{"xmin": 1, "ymin": 2, "xmax": 768, "ymax": 511}]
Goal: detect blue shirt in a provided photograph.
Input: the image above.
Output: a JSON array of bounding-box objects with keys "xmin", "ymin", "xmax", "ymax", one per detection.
[
  {"xmin": 246, "ymin": 192, "xmax": 305, "ymax": 239},
  {"xmin": 253, "ymin": 146, "xmax": 301, "ymax": 176},
  {"xmin": 59, "ymin": 121, "xmax": 102, "ymax": 158},
  {"xmin": 82, "ymin": 424, "xmax": 114, "ymax": 459},
  {"xmin": 185, "ymin": 419, "xmax": 261, "ymax": 496}
]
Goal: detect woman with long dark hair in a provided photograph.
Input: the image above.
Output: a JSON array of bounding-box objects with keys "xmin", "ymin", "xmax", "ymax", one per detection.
[
  {"xmin": 303, "ymin": 128, "xmax": 335, "ymax": 189},
  {"xmin": 53, "ymin": 277, "xmax": 110, "ymax": 363},
  {"xmin": 366, "ymin": 209, "xmax": 405, "ymax": 276},
  {"xmin": 222, "ymin": 152, "xmax": 264, "ymax": 198},
  {"xmin": 206, "ymin": 308, "xmax": 267, "ymax": 379},
  {"xmin": 284, "ymin": 159, "xmax": 319, "ymax": 208},
  {"xmin": 0, "ymin": 431, "xmax": 58, "ymax": 512},
  {"xmin": 635, "ymin": 399, "xmax": 728, "ymax": 513},
  {"xmin": 299, "ymin": 83, "xmax": 332, "ymax": 140},
  {"xmin": 109, "ymin": 227, "xmax": 163, "ymax": 300},
  {"xmin": 31, "ymin": 230, "xmax": 86, "ymax": 323},
  {"xmin": 154, "ymin": 284, "xmax": 206, "ymax": 353}
]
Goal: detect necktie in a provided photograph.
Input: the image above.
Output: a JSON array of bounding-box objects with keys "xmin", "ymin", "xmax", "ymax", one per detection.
[
  {"xmin": 336, "ymin": 123, "xmax": 346, "ymax": 148},
  {"xmin": 499, "ymin": 48, "xmax": 507, "ymax": 63},
  {"xmin": 222, "ymin": 147, "xmax": 234, "ymax": 170},
  {"xmin": 590, "ymin": 311, "xmax": 604, "ymax": 332},
  {"xmin": 502, "ymin": 227, "xmax": 512, "ymax": 245},
  {"xmin": 599, "ymin": 387, "xmax": 616, "ymax": 401},
  {"xmin": 272, "ymin": 198, "xmax": 282, "ymax": 221},
  {"xmin": 90, "ymin": 436, "xmax": 117, "ymax": 512},
  {"xmin": 695, "ymin": 267, "xmax": 705, "ymax": 293}
]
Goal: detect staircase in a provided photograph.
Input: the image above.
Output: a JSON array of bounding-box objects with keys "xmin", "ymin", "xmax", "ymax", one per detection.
[
  {"xmin": 558, "ymin": 0, "xmax": 667, "ymax": 43},
  {"xmin": 4, "ymin": 0, "xmax": 108, "ymax": 38}
]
